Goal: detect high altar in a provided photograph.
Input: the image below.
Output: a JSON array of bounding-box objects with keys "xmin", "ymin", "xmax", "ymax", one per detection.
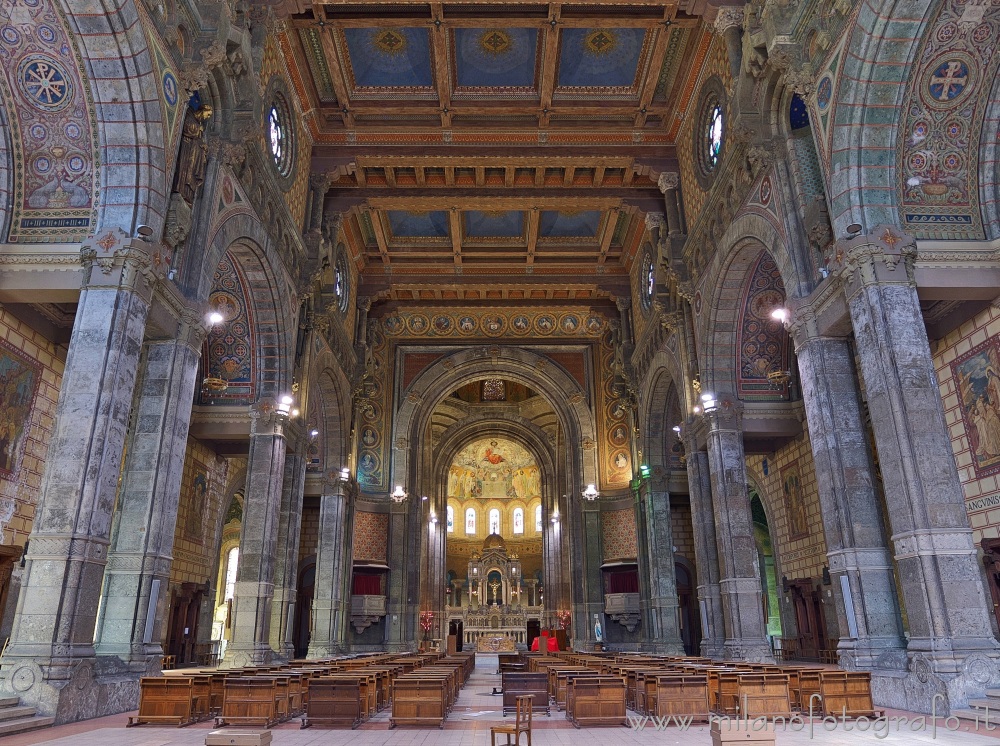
[{"xmin": 446, "ymin": 533, "xmax": 542, "ymax": 649}]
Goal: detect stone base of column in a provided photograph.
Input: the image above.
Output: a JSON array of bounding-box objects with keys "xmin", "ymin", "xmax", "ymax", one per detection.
[
  {"xmin": 306, "ymin": 642, "xmax": 343, "ymax": 658},
  {"xmin": 722, "ymin": 639, "xmax": 774, "ymax": 664},
  {"xmin": 0, "ymin": 655, "xmax": 155, "ymax": 724},
  {"xmin": 837, "ymin": 638, "xmax": 908, "ymax": 671},
  {"xmin": 219, "ymin": 643, "xmax": 275, "ymax": 668},
  {"xmin": 385, "ymin": 642, "xmax": 416, "ymax": 653},
  {"xmin": 701, "ymin": 638, "xmax": 725, "ymax": 659}
]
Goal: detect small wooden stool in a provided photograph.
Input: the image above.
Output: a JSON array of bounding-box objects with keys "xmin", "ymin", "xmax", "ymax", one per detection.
[{"xmin": 491, "ymin": 695, "xmax": 532, "ymax": 746}]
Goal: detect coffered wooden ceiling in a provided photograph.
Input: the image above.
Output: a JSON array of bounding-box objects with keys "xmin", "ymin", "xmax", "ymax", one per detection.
[{"xmin": 276, "ymin": 0, "xmax": 719, "ymax": 298}]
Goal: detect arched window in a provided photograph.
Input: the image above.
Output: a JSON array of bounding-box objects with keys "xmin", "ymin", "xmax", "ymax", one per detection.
[
  {"xmin": 489, "ymin": 508, "xmax": 501, "ymax": 535},
  {"xmin": 513, "ymin": 508, "xmax": 524, "ymax": 534},
  {"xmin": 224, "ymin": 546, "xmax": 239, "ymax": 601},
  {"xmin": 465, "ymin": 507, "xmax": 476, "ymax": 534},
  {"xmin": 447, "ymin": 505, "xmax": 454, "ymax": 532},
  {"xmin": 535, "ymin": 504, "xmax": 542, "ymax": 532}
]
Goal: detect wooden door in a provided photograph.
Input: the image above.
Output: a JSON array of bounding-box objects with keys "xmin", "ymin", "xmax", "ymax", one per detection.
[
  {"xmin": 293, "ymin": 561, "xmax": 315, "ymax": 658},
  {"xmin": 982, "ymin": 539, "xmax": 1000, "ymax": 632},
  {"xmin": 789, "ymin": 579, "xmax": 824, "ymax": 661},
  {"xmin": 675, "ymin": 562, "xmax": 701, "ymax": 656},
  {"xmin": 166, "ymin": 582, "xmax": 206, "ymax": 665}
]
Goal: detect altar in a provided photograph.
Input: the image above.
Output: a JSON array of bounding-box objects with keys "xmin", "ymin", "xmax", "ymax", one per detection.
[{"xmin": 477, "ymin": 634, "xmax": 517, "ymax": 652}]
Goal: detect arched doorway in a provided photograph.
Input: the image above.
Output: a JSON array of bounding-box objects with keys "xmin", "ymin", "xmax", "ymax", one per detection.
[{"xmin": 750, "ymin": 493, "xmax": 783, "ymax": 645}]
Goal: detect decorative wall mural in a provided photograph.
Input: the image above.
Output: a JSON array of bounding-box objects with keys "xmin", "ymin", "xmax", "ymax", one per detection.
[
  {"xmin": 184, "ymin": 461, "xmax": 210, "ymax": 543},
  {"xmin": 453, "ymin": 28, "xmax": 540, "ymax": 90},
  {"xmin": 898, "ymin": 0, "xmax": 1000, "ymax": 238},
  {"xmin": 0, "ymin": 338, "xmax": 40, "ymax": 478},
  {"xmin": 600, "ymin": 328, "xmax": 632, "ymax": 488},
  {"xmin": 781, "ymin": 460, "xmax": 809, "ymax": 540},
  {"xmin": 340, "ymin": 27, "xmax": 434, "ymax": 91},
  {"xmin": 201, "ymin": 253, "xmax": 256, "ymax": 404},
  {"xmin": 381, "ymin": 309, "xmax": 607, "ymax": 339},
  {"xmin": 447, "ymin": 437, "xmax": 540, "ymax": 500},
  {"xmin": 354, "ymin": 510, "xmax": 389, "ymax": 563},
  {"xmin": 602, "ymin": 507, "xmax": 638, "ymax": 561},
  {"xmin": 952, "ymin": 338, "xmax": 1000, "ymax": 479},
  {"xmin": 736, "ymin": 251, "xmax": 790, "ymax": 401},
  {"xmin": 0, "ymin": 0, "xmax": 98, "ymax": 241},
  {"xmin": 357, "ymin": 323, "xmax": 389, "ymax": 491},
  {"xmin": 557, "ymin": 28, "xmax": 647, "ymax": 90}
]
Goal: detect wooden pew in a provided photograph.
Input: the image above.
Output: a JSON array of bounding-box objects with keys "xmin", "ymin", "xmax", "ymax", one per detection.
[
  {"xmin": 302, "ymin": 678, "xmax": 363, "ymax": 729},
  {"xmin": 502, "ymin": 672, "xmax": 550, "ymax": 716},
  {"xmin": 735, "ymin": 673, "xmax": 791, "ymax": 719},
  {"xmin": 391, "ymin": 675, "xmax": 450, "ymax": 728},
  {"xmin": 215, "ymin": 677, "xmax": 281, "ymax": 728},
  {"xmin": 554, "ymin": 669, "xmax": 599, "ymax": 711},
  {"xmin": 127, "ymin": 676, "xmax": 208, "ymax": 727},
  {"xmin": 567, "ymin": 676, "xmax": 627, "ymax": 728},
  {"xmin": 818, "ymin": 671, "xmax": 878, "ymax": 718},
  {"xmin": 655, "ymin": 673, "xmax": 711, "ymax": 722}
]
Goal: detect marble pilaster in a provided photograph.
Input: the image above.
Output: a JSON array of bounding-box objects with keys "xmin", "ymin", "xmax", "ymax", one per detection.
[
  {"xmin": 308, "ymin": 481, "xmax": 352, "ymax": 657},
  {"xmin": 268, "ymin": 449, "xmax": 307, "ymax": 660}
]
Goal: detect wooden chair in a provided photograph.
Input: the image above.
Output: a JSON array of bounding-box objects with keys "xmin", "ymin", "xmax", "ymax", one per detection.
[{"xmin": 491, "ymin": 694, "xmax": 532, "ymax": 746}]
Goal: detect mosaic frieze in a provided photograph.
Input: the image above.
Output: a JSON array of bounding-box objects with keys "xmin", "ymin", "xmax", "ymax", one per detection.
[
  {"xmin": 380, "ymin": 309, "xmax": 608, "ymax": 339},
  {"xmin": 0, "ymin": 0, "xmax": 98, "ymax": 241},
  {"xmin": 598, "ymin": 329, "xmax": 632, "ymax": 489},
  {"xmin": 357, "ymin": 322, "xmax": 390, "ymax": 492},
  {"xmin": 951, "ymin": 337, "xmax": 1000, "ymax": 480}
]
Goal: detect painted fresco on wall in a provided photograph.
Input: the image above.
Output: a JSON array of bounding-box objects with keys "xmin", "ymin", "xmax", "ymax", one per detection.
[
  {"xmin": 201, "ymin": 253, "xmax": 255, "ymax": 404},
  {"xmin": 0, "ymin": 339, "xmax": 40, "ymax": 478},
  {"xmin": 184, "ymin": 461, "xmax": 210, "ymax": 543},
  {"xmin": 447, "ymin": 437, "xmax": 540, "ymax": 500},
  {"xmin": 952, "ymin": 338, "xmax": 1000, "ymax": 478},
  {"xmin": 781, "ymin": 460, "xmax": 809, "ymax": 540},
  {"xmin": 737, "ymin": 251, "xmax": 790, "ymax": 401}
]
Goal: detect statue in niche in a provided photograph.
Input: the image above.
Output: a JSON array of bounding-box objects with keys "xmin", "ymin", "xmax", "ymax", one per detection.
[
  {"xmin": 594, "ymin": 613, "xmax": 603, "ymax": 642},
  {"xmin": 173, "ymin": 93, "xmax": 213, "ymax": 204}
]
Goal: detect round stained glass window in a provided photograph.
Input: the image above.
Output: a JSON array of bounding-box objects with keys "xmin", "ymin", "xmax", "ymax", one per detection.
[
  {"xmin": 641, "ymin": 252, "xmax": 655, "ymax": 311},
  {"xmin": 266, "ymin": 94, "xmax": 293, "ymax": 177},
  {"xmin": 705, "ymin": 102, "xmax": 723, "ymax": 172},
  {"xmin": 334, "ymin": 253, "xmax": 350, "ymax": 313}
]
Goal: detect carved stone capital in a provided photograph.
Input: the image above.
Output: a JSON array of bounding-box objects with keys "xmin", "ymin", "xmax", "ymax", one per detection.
[
  {"xmin": 830, "ymin": 224, "xmax": 918, "ymax": 297},
  {"xmin": 644, "ymin": 211, "xmax": 666, "ymax": 233},
  {"xmin": 701, "ymin": 392, "xmax": 743, "ymax": 432},
  {"xmin": 657, "ymin": 171, "xmax": 680, "ymax": 193},
  {"xmin": 80, "ymin": 230, "xmax": 159, "ymax": 301},
  {"xmin": 714, "ymin": 6, "xmax": 745, "ymax": 32}
]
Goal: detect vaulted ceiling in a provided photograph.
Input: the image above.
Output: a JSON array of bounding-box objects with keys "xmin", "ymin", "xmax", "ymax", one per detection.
[{"xmin": 277, "ymin": 0, "xmax": 722, "ymax": 301}]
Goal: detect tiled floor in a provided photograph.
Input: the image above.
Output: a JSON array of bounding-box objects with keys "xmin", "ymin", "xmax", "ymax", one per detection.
[{"xmin": 7, "ymin": 655, "xmax": 1000, "ymax": 745}]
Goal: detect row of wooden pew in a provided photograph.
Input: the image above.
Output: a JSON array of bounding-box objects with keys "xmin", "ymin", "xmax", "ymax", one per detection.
[
  {"xmin": 499, "ymin": 651, "xmax": 878, "ymax": 727},
  {"xmin": 127, "ymin": 650, "xmax": 476, "ymax": 730}
]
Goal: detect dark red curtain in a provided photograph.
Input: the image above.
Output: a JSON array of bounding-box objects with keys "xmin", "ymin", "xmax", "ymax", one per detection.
[
  {"xmin": 607, "ymin": 569, "xmax": 639, "ymax": 594},
  {"xmin": 352, "ymin": 573, "xmax": 382, "ymax": 595}
]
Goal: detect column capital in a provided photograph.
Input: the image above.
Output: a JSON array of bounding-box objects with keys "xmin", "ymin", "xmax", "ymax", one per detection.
[
  {"xmin": 830, "ymin": 224, "xmax": 917, "ymax": 298},
  {"xmin": 713, "ymin": 6, "xmax": 745, "ymax": 33},
  {"xmin": 657, "ymin": 171, "xmax": 680, "ymax": 193},
  {"xmin": 645, "ymin": 211, "xmax": 666, "ymax": 233},
  {"xmin": 250, "ymin": 402, "xmax": 290, "ymax": 436},
  {"xmin": 701, "ymin": 392, "xmax": 743, "ymax": 432},
  {"xmin": 80, "ymin": 230, "xmax": 161, "ymax": 301},
  {"xmin": 616, "ymin": 296, "xmax": 631, "ymax": 312}
]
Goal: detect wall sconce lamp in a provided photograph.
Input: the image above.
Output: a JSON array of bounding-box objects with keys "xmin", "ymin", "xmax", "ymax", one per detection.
[
  {"xmin": 276, "ymin": 395, "xmax": 294, "ymax": 415},
  {"xmin": 700, "ymin": 392, "xmax": 718, "ymax": 413},
  {"xmin": 582, "ymin": 484, "xmax": 600, "ymax": 501},
  {"xmin": 391, "ymin": 485, "xmax": 408, "ymax": 503}
]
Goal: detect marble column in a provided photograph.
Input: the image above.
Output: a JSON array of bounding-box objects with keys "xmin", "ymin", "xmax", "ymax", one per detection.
[
  {"xmin": 94, "ymin": 315, "xmax": 205, "ymax": 669},
  {"xmin": 0, "ymin": 236, "xmax": 156, "ymax": 719},
  {"xmin": 308, "ymin": 480, "xmax": 352, "ymax": 657},
  {"xmin": 268, "ymin": 448, "xmax": 307, "ymax": 660},
  {"xmin": 681, "ymin": 426, "xmax": 726, "ymax": 658},
  {"xmin": 639, "ymin": 485, "xmax": 684, "ymax": 652},
  {"xmin": 657, "ymin": 172, "xmax": 683, "ymax": 236},
  {"xmin": 790, "ymin": 314, "xmax": 906, "ymax": 669},
  {"xmin": 714, "ymin": 8, "xmax": 744, "ymax": 81},
  {"xmin": 220, "ymin": 405, "xmax": 289, "ymax": 667},
  {"xmin": 384, "ymin": 500, "xmax": 411, "ymax": 651},
  {"xmin": 840, "ymin": 230, "xmax": 999, "ymax": 677},
  {"xmin": 702, "ymin": 395, "xmax": 773, "ymax": 662}
]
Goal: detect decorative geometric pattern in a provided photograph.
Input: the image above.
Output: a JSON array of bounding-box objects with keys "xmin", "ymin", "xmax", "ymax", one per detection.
[
  {"xmin": 599, "ymin": 328, "xmax": 632, "ymax": 488},
  {"xmin": 341, "ymin": 27, "xmax": 434, "ymax": 91},
  {"xmin": 602, "ymin": 508, "xmax": 638, "ymax": 561},
  {"xmin": 353, "ymin": 511, "xmax": 389, "ymax": 562},
  {"xmin": 0, "ymin": 338, "xmax": 41, "ymax": 479},
  {"xmin": 736, "ymin": 251, "xmax": 790, "ymax": 401},
  {"xmin": 201, "ymin": 254, "xmax": 256, "ymax": 405},
  {"xmin": 381, "ymin": 309, "xmax": 607, "ymax": 338},
  {"xmin": 0, "ymin": 0, "xmax": 97, "ymax": 241},
  {"xmin": 950, "ymin": 337, "xmax": 1000, "ymax": 480},
  {"xmin": 357, "ymin": 324, "xmax": 389, "ymax": 491},
  {"xmin": 557, "ymin": 28, "xmax": 646, "ymax": 90},
  {"xmin": 898, "ymin": 0, "xmax": 1000, "ymax": 238},
  {"xmin": 454, "ymin": 28, "xmax": 539, "ymax": 91}
]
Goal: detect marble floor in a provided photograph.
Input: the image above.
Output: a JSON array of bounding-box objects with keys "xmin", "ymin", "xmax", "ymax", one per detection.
[{"xmin": 6, "ymin": 655, "xmax": 1000, "ymax": 745}]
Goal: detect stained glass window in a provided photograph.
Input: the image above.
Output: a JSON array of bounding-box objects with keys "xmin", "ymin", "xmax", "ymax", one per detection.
[
  {"xmin": 706, "ymin": 102, "xmax": 723, "ymax": 171},
  {"xmin": 513, "ymin": 508, "xmax": 524, "ymax": 534},
  {"xmin": 489, "ymin": 508, "xmax": 501, "ymax": 535},
  {"xmin": 466, "ymin": 507, "xmax": 476, "ymax": 534},
  {"xmin": 224, "ymin": 547, "xmax": 239, "ymax": 601},
  {"xmin": 535, "ymin": 504, "xmax": 542, "ymax": 531},
  {"xmin": 267, "ymin": 94, "xmax": 293, "ymax": 177},
  {"xmin": 447, "ymin": 505, "xmax": 454, "ymax": 532}
]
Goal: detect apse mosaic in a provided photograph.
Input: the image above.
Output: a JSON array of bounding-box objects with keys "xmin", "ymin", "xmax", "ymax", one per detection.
[
  {"xmin": 0, "ymin": 0, "xmax": 98, "ymax": 241},
  {"xmin": 380, "ymin": 309, "xmax": 608, "ymax": 339},
  {"xmin": 557, "ymin": 28, "xmax": 647, "ymax": 91},
  {"xmin": 951, "ymin": 338, "xmax": 1000, "ymax": 479},
  {"xmin": 447, "ymin": 438, "xmax": 541, "ymax": 501},
  {"xmin": 898, "ymin": 0, "xmax": 1000, "ymax": 238},
  {"xmin": 453, "ymin": 28, "xmax": 539, "ymax": 91},
  {"xmin": 387, "ymin": 210, "xmax": 449, "ymax": 238},
  {"xmin": 341, "ymin": 28, "xmax": 434, "ymax": 91},
  {"xmin": 201, "ymin": 254, "xmax": 256, "ymax": 405},
  {"xmin": 736, "ymin": 251, "xmax": 790, "ymax": 401},
  {"xmin": 0, "ymin": 339, "xmax": 40, "ymax": 478},
  {"xmin": 538, "ymin": 210, "xmax": 601, "ymax": 238}
]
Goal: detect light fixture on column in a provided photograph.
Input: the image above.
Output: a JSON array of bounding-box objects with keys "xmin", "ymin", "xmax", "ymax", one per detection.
[
  {"xmin": 309, "ymin": 428, "xmax": 319, "ymax": 438},
  {"xmin": 338, "ymin": 467, "xmax": 350, "ymax": 482},
  {"xmin": 276, "ymin": 394, "xmax": 294, "ymax": 415},
  {"xmin": 700, "ymin": 392, "xmax": 718, "ymax": 413},
  {"xmin": 582, "ymin": 483, "xmax": 599, "ymax": 501},
  {"xmin": 207, "ymin": 311, "xmax": 225, "ymax": 325},
  {"xmin": 390, "ymin": 485, "xmax": 408, "ymax": 503}
]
